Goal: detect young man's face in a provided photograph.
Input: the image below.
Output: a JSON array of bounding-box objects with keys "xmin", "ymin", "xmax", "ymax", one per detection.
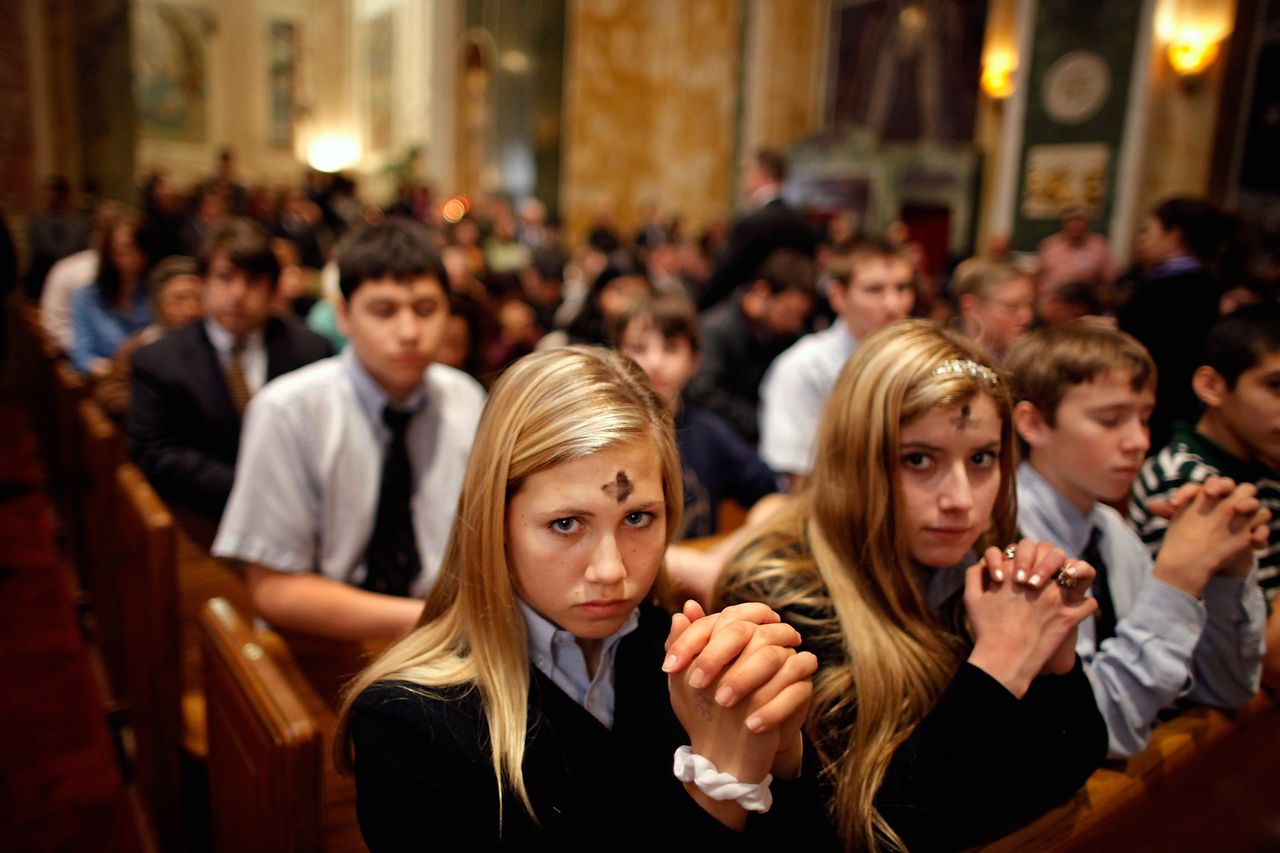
[
  {"xmin": 339, "ymin": 275, "xmax": 450, "ymax": 402},
  {"xmin": 1210, "ymin": 353, "xmax": 1280, "ymax": 465},
  {"xmin": 762, "ymin": 289, "xmax": 814, "ymax": 339},
  {"xmin": 1020, "ymin": 370, "xmax": 1154, "ymax": 513},
  {"xmin": 204, "ymin": 250, "xmax": 275, "ymax": 337},
  {"xmin": 618, "ymin": 319, "xmax": 699, "ymax": 410},
  {"xmin": 834, "ymin": 256, "xmax": 915, "ymax": 341}
]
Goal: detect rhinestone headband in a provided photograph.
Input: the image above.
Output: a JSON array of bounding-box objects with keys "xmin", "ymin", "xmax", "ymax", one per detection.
[{"xmin": 933, "ymin": 358, "xmax": 999, "ymax": 387}]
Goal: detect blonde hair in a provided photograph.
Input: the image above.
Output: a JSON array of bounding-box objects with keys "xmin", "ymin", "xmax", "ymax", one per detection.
[
  {"xmin": 335, "ymin": 346, "xmax": 683, "ymax": 824},
  {"xmin": 715, "ymin": 320, "xmax": 1017, "ymax": 851}
]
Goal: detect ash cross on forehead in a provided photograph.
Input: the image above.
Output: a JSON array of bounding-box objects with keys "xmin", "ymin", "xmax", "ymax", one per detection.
[
  {"xmin": 951, "ymin": 403, "xmax": 974, "ymax": 430},
  {"xmin": 601, "ymin": 470, "xmax": 634, "ymax": 503}
]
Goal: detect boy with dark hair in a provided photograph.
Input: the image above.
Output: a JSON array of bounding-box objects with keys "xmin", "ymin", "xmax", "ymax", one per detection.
[
  {"xmin": 129, "ymin": 217, "xmax": 332, "ymax": 525},
  {"xmin": 686, "ymin": 248, "xmax": 817, "ymax": 444},
  {"xmin": 1005, "ymin": 320, "xmax": 1268, "ymax": 756},
  {"xmin": 1131, "ymin": 303, "xmax": 1280, "ymax": 599},
  {"xmin": 758, "ymin": 239, "xmax": 914, "ymax": 487},
  {"xmin": 213, "ymin": 217, "xmax": 485, "ymax": 640},
  {"xmin": 612, "ymin": 294, "xmax": 778, "ymax": 539}
]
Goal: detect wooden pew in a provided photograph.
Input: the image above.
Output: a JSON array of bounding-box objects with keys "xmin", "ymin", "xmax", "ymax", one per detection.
[
  {"xmin": 115, "ymin": 463, "xmax": 255, "ymax": 851},
  {"xmin": 980, "ymin": 693, "xmax": 1280, "ymax": 851},
  {"xmin": 51, "ymin": 358, "xmax": 87, "ymax": 546},
  {"xmin": 74, "ymin": 398, "xmax": 128, "ymax": 700},
  {"xmin": 10, "ymin": 302, "xmax": 59, "ymax": 448},
  {"xmin": 199, "ymin": 598, "xmax": 366, "ymax": 853}
]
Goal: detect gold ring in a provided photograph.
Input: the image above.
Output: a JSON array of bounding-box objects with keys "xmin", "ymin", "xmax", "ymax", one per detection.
[{"xmin": 1054, "ymin": 566, "xmax": 1079, "ymax": 589}]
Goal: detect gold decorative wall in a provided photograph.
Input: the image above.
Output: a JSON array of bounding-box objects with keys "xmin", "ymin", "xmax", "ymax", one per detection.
[
  {"xmin": 561, "ymin": 0, "xmax": 744, "ymax": 242},
  {"xmin": 740, "ymin": 0, "xmax": 824, "ymax": 179}
]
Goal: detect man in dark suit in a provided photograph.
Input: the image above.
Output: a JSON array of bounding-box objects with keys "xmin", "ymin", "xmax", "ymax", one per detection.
[
  {"xmin": 698, "ymin": 148, "xmax": 818, "ymax": 310},
  {"xmin": 128, "ymin": 218, "xmax": 332, "ymax": 524}
]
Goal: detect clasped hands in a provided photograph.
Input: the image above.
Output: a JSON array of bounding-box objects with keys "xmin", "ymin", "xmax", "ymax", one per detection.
[
  {"xmin": 965, "ymin": 539, "xmax": 1099, "ymax": 698},
  {"xmin": 663, "ymin": 600, "xmax": 816, "ymax": 796},
  {"xmin": 1147, "ymin": 475, "xmax": 1270, "ymax": 594}
]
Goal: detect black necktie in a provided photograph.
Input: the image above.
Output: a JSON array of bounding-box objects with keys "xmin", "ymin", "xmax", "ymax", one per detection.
[
  {"xmin": 1082, "ymin": 526, "xmax": 1118, "ymax": 644},
  {"xmin": 362, "ymin": 407, "xmax": 422, "ymax": 596}
]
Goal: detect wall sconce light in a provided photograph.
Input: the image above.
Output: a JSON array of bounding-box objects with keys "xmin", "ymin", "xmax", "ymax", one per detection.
[
  {"xmin": 307, "ymin": 136, "xmax": 361, "ymax": 173},
  {"xmin": 981, "ymin": 53, "xmax": 1017, "ymax": 99},
  {"xmin": 980, "ymin": 0, "xmax": 1019, "ymax": 102},
  {"xmin": 1166, "ymin": 31, "xmax": 1220, "ymax": 77},
  {"xmin": 1157, "ymin": 0, "xmax": 1233, "ymax": 80}
]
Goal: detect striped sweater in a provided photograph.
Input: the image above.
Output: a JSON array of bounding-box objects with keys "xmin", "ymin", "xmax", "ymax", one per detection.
[{"xmin": 1131, "ymin": 422, "xmax": 1280, "ymax": 601}]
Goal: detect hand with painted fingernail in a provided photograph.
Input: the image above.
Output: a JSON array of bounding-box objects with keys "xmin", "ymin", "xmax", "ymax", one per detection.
[
  {"xmin": 665, "ymin": 604, "xmax": 814, "ymax": 786},
  {"xmin": 963, "ymin": 555, "xmax": 1099, "ymax": 697}
]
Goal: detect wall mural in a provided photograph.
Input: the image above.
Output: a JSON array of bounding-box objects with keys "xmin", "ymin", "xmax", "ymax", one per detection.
[
  {"xmin": 134, "ymin": 2, "xmax": 214, "ymax": 142},
  {"xmin": 827, "ymin": 0, "xmax": 986, "ymax": 143}
]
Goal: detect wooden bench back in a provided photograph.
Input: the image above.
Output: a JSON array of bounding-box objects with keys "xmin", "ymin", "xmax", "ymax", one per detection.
[
  {"xmin": 75, "ymin": 398, "xmax": 127, "ymax": 698},
  {"xmin": 9, "ymin": 302, "xmax": 58, "ymax": 444},
  {"xmin": 200, "ymin": 598, "xmax": 367, "ymax": 853},
  {"xmin": 979, "ymin": 694, "xmax": 1280, "ymax": 850},
  {"xmin": 200, "ymin": 597, "xmax": 325, "ymax": 852},
  {"xmin": 51, "ymin": 359, "xmax": 86, "ymax": 547},
  {"xmin": 116, "ymin": 462, "xmax": 185, "ymax": 850}
]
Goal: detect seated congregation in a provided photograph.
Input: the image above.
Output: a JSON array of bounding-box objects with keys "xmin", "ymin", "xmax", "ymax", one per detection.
[{"xmin": 14, "ymin": 155, "xmax": 1280, "ymax": 852}]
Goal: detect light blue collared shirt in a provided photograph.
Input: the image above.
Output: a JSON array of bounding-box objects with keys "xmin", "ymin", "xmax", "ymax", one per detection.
[
  {"xmin": 518, "ymin": 600, "xmax": 640, "ymax": 730},
  {"xmin": 1016, "ymin": 461, "xmax": 1264, "ymax": 757},
  {"xmin": 69, "ymin": 283, "xmax": 152, "ymax": 373}
]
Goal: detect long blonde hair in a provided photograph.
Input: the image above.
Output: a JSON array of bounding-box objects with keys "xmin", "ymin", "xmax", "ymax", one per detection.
[
  {"xmin": 335, "ymin": 346, "xmax": 683, "ymax": 823},
  {"xmin": 715, "ymin": 320, "xmax": 1017, "ymax": 851}
]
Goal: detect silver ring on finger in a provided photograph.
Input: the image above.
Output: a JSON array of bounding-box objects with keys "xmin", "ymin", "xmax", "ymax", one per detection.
[{"xmin": 1054, "ymin": 563, "xmax": 1079, "ymax": 589}]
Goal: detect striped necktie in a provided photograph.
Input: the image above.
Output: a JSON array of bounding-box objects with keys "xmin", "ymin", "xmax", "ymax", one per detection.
[{"xmin": 225, "ymin": 336, "xmax": 252, "ymax": 416}]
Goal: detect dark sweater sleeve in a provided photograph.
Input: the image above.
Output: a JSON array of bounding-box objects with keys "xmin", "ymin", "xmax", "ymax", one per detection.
[
  {"xmin": 879, "ymin": 659, "xmax": 1106, "ymax": 852},
  {"xmin": 350, "ymin": 683, "xmax": 501, "ymax": 852}
]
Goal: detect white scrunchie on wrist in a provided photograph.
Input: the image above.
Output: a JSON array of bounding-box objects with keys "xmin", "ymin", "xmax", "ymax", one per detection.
[{"xmin": 672, "ymin": 745, "xmax": 774, "ymax": 813}]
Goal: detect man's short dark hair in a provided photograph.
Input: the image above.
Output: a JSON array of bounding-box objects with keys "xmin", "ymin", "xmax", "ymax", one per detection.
[
  {"xmin": 337, "ymin": 217, "xmax": 449, "ymax": 300},
  {"xmin": 755, "ymin": 149, "xmax": 787, "ymax": 184},
  {"xmin": 1203, "ymin": 303, "xmax": 1280, "ymax": 388},
  {"xmin": 610, "ymin": 294, "xmax": 702, "ymax": 354},
  {"xmin": 197, "ymin": 217, "xmax": 280, "ymax": 287},
  {"xmin": 755, "ymin": 249, "xmax": 816, "ymax": 296},
  {"xmin": 1152, "ymin": 196, "xmax": 1225, "ymax": 264}
]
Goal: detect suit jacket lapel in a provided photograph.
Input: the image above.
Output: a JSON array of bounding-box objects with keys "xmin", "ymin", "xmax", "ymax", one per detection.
[{"xmin": 191, "ymin": 322, "xmax": 240, "ymax": 425}]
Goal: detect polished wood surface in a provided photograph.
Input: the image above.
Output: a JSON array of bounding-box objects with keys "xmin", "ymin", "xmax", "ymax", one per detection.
[
  {"xmin": 978, "ymin": 694, "xmax": 1280, "ymax": 851},
  {"xmin": 201, "ymin": 598, "xmax": 366, "ymax": 853},
  {"xmin": 75, "ymin": 398, "xmax": 127, "ymax": 701}
]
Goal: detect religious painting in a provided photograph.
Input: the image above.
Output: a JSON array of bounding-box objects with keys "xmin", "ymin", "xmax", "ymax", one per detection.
[
  {"xmin": 134, "ymin": 2, "xmax": 214, "ymax": 142},
  {"xmin": 826, "ymin": 0, "xmax": 988, "ymax": 142},
  {"xmin": 1021, "ymin": 143, "xmax": 1109, "ymax": 219},
  {"xmin": 267, "ymin": 20, "xmax": 299, "ymax": 150},
  {"xmin": 366, "ymin": 11, "xmax": 394, "ymax": 153}
]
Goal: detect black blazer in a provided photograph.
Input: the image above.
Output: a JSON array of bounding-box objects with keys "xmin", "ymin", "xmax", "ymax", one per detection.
[
  {"xmin": 127, "ymin": 316, "xmax": 332, "ymax": 520},
  {"xmin": 1117, "ymin": 266, "xmax": 1221, "ymax": 451},
  {"xmin": 350, "ymin": 604, "xmax": 836, "ymax": 851},
  {"xmin": 699, "ymin": 198, "xmax": 819, "ymax": 310}
]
